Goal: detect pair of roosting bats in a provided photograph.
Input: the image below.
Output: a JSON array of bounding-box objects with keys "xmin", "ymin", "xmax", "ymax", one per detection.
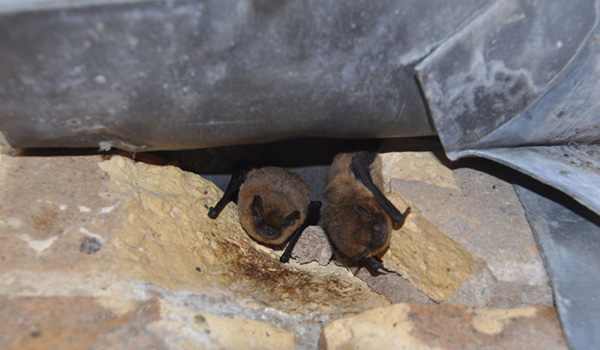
[{"xmin": 207, "ymin": 151, "xmax": 410, "ymax": 272}]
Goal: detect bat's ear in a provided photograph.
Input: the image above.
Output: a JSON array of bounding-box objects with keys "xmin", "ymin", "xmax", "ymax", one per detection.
[
  {"xmin": 251, "ymin": 195, "xmax": 264, "ymax": 220},
  {"xmin": 353, "ymin": 204, "xmax": 372, "ymax": 219},
  {"xmin": 283, "ymin": 210, "xmax": 301, "ymax": 228}
]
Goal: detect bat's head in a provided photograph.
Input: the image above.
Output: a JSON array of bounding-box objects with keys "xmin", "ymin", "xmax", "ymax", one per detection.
[
  {"xmin": 324, "ymin": 198, "xmax": 393, "ymax": 262},
  {"xmin": 244, "ymin": 194, "xmax": 302, "ymax": 245},
  {"xmin": 351, "ymin": 203, "xmax": 392, "ymax": 252}
]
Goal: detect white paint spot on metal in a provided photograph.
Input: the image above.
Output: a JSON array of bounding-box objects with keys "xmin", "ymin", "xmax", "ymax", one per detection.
[
  {"xmin": 94, "ymin": 75, "xmax": 107, "ymax": 84},
  {"xmin": 99, "ymin": 141, "xmax": 112, "ymax": 151},
  {"xmin": 128, "ymin": 35, "xmax": 139, "ymax": 48},
  {"xmin": 504, "ymin": 12, "xmax": 526, "ymax": 25},
  {"xmin": 59, "ymin": 204, "xmax": 67, "ymax": 211},
  {"xmin": 79, "ymin": 206, "xmax": 91, "ymax": 213}
]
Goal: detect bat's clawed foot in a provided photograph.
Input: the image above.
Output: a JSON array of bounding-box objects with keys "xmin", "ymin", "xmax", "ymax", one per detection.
[
  {"xmin": 364, "ymin": 257, "xmax": 383, "ymax": 271},
  {"xmin": 363, "ymin": 256, "xmax": 397, "ymax": 275},
  {"xmin": 360, "ymin": 257, "xmax": 383, "ymax": 275}
]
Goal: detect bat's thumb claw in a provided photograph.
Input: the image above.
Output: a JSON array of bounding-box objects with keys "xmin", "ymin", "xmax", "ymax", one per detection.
[
  {"xmin": 392, "ymin": 207, "xmax": 411, "ymax": 230},
  {"xmin": 208, "ymin": 208, "xmax": 219, "ymax": 219}
]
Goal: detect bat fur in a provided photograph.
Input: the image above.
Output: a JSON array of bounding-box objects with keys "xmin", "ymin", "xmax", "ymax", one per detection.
[
  {"xmin": 238, "ymin": 167, "xmax": 311, "ymax": 246},
  {"xmin": 323, "ymin": 152, "xmax": 397, "ymax": 266}
]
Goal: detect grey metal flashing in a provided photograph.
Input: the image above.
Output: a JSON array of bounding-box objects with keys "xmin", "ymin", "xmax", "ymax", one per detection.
[{"xmin": 516, "ymin": 183, "xmax": 600, "ymax": 350}]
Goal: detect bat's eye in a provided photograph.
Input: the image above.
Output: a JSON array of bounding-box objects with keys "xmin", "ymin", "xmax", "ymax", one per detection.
[
  {"xmin": 283, "ymin": 210, "xmax": 301, "ymax": 228},
  {"xmin": 353, "ymin": 204, "xmax": 372, "ymax": 219}
]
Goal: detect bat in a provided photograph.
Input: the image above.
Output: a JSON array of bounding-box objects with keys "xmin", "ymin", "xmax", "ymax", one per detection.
[
  {"xmin": 322, "ymin": 151, "xmax": 410, "ymax": 272},
  {"xmin": 208, "ymin": 166, "xmax": 321, "ymax": 263}
]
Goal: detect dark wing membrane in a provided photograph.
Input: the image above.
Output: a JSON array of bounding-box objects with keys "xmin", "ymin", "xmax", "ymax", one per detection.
[
  {"xmin": 208, "ymin": 167, "xmax": 247, "ymax": 219},
  {"xmin": 350, "ymin": 152, "xmax": 410, "ymax": 227}
]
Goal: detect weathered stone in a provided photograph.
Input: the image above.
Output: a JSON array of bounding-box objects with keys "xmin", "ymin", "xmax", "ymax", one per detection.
[
  {"xmin": 0, "ymin": 294, "xmax": 295, "ymax": 350},
  {"xmin": 353, "ymin": 268, "xmax": 434, "ymax": 304},
  {"xmin": 0, "ymin": 152, "xmax": 118, "ymax": 276},
  {"xmin": 291, "ymin": 225, "xmax": 333, "ymax": 265},
  {"xmin": 0, "ymin": 145, "xmax": 387, "ymax": 349},
  {"xmin": 0, "ymin": 296, "xmax": 166, "ymax": 350},
  {"xmin": 381, "ymin": 191, "xmax": 473, "ymax": 302},
  {"xmin": 80, "ymin": 236, "xmax": 103, "ymax": 254},
  {"xmin": 152, "ymin": 300, "xmax": 296, "ymax": 350},
  {"xmin": 381, "ymin": 150, "xmax": 458, "ymax": 190},
  {"xmin": 319, "ymin": 303, "xmax": 567, "ymax": 350},
  {"xmin": 198, "ymin": 313, "xmax": 294, "ymax": 349},
  {"xmin": 448, "ymin": 257, "xmax": 498, "ymax": 307},
  {"xmin": 98, "ymin": 156, "xmax": 388, "ymax": 314},
  {"xmin": 0, "ymin": 132, "xmax": 563, "ymax": 349},
  {"xmin": 379, "ymin": 150, "xmax": 552, "ymax": 307}
]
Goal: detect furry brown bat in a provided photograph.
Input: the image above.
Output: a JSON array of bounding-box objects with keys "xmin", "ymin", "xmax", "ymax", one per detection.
[
  {"xmin": 322, "ymin": 151, "xmax": 410, "ymax": 272},
  {"xmin": 208, "ymin": 166, "xmax": 321, "ymax": 263}
]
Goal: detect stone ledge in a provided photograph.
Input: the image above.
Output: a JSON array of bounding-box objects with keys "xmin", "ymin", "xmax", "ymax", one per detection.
[{"xmin": 320, "ymin": 303, "xmax": 567, "ymax": 350}]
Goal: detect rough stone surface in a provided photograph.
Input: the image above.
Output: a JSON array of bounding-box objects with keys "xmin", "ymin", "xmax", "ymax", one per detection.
[
  {"xmin": 291, "ymin": 225, "xmax": 333, "ymax": 265},
  {"xmin": 382, "ymin": 191, "xmax": 473, "ymax": 302},
  {"xmin": 97, "ymin": 156, "xmax": 388, "ymax": 314},
  {"xmin": 319, "ymin": 303, "xmax": 567, "ymax": 350},
  {"xmin": 378, "ymin": 148, "xmax": 553, "ymax": 307},
  {"xmin": 0, "ymin": 295, "xmax": 296, "ymax": 350},
  {"xmin": 0, "ymin": 138, "xmax": 384, "ymax": 350},
  {"xmin": 0, "ymin": 296, "xmax": 166, "ymax": 350},
  {"xmin": 0, "ymin": 132, "xmax": 562, "ymax": 349},
  {"xmin": 353, "ymin": 268, "xmax": 434, "ymax": 304}
]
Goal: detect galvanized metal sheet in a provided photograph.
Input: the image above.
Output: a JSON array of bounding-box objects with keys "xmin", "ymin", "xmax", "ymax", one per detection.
[
  {"xmin": 0, "ymin": 0, "xmax": 504, "ymax": 150},
  {"xmin": 416, "ymin": 0, "xmax": 598, "ymax": 157},
  {"xmin": 516, "ymin": 183, "xmax": 600, "ymax": 350}
]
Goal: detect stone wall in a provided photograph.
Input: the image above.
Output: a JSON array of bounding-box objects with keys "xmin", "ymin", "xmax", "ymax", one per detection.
[{"xmin": 0, "ymin": 133, "xmax": 564, "ymax": 349}]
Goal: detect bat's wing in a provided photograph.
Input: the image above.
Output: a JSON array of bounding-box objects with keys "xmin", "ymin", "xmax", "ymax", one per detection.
[
  {"xmin": 280, "ymin": 200, "xmax": 322, "ymax": 263},
  {"xmin": 208, "ymin": 167, "xmax": 247, "ymax": 219},
  {"xmin": 351, "ymin": 152, "xmax": 410, "ymax": 229}
]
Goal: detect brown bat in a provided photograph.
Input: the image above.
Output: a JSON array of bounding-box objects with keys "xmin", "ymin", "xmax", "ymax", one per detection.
[
  {"xmin": 208, "ymin": 166, "xmax": 321, "ymax": 263},
  {"xmin": 322, "ymin": 151, "xmax": 410, "ymax": 272}
]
